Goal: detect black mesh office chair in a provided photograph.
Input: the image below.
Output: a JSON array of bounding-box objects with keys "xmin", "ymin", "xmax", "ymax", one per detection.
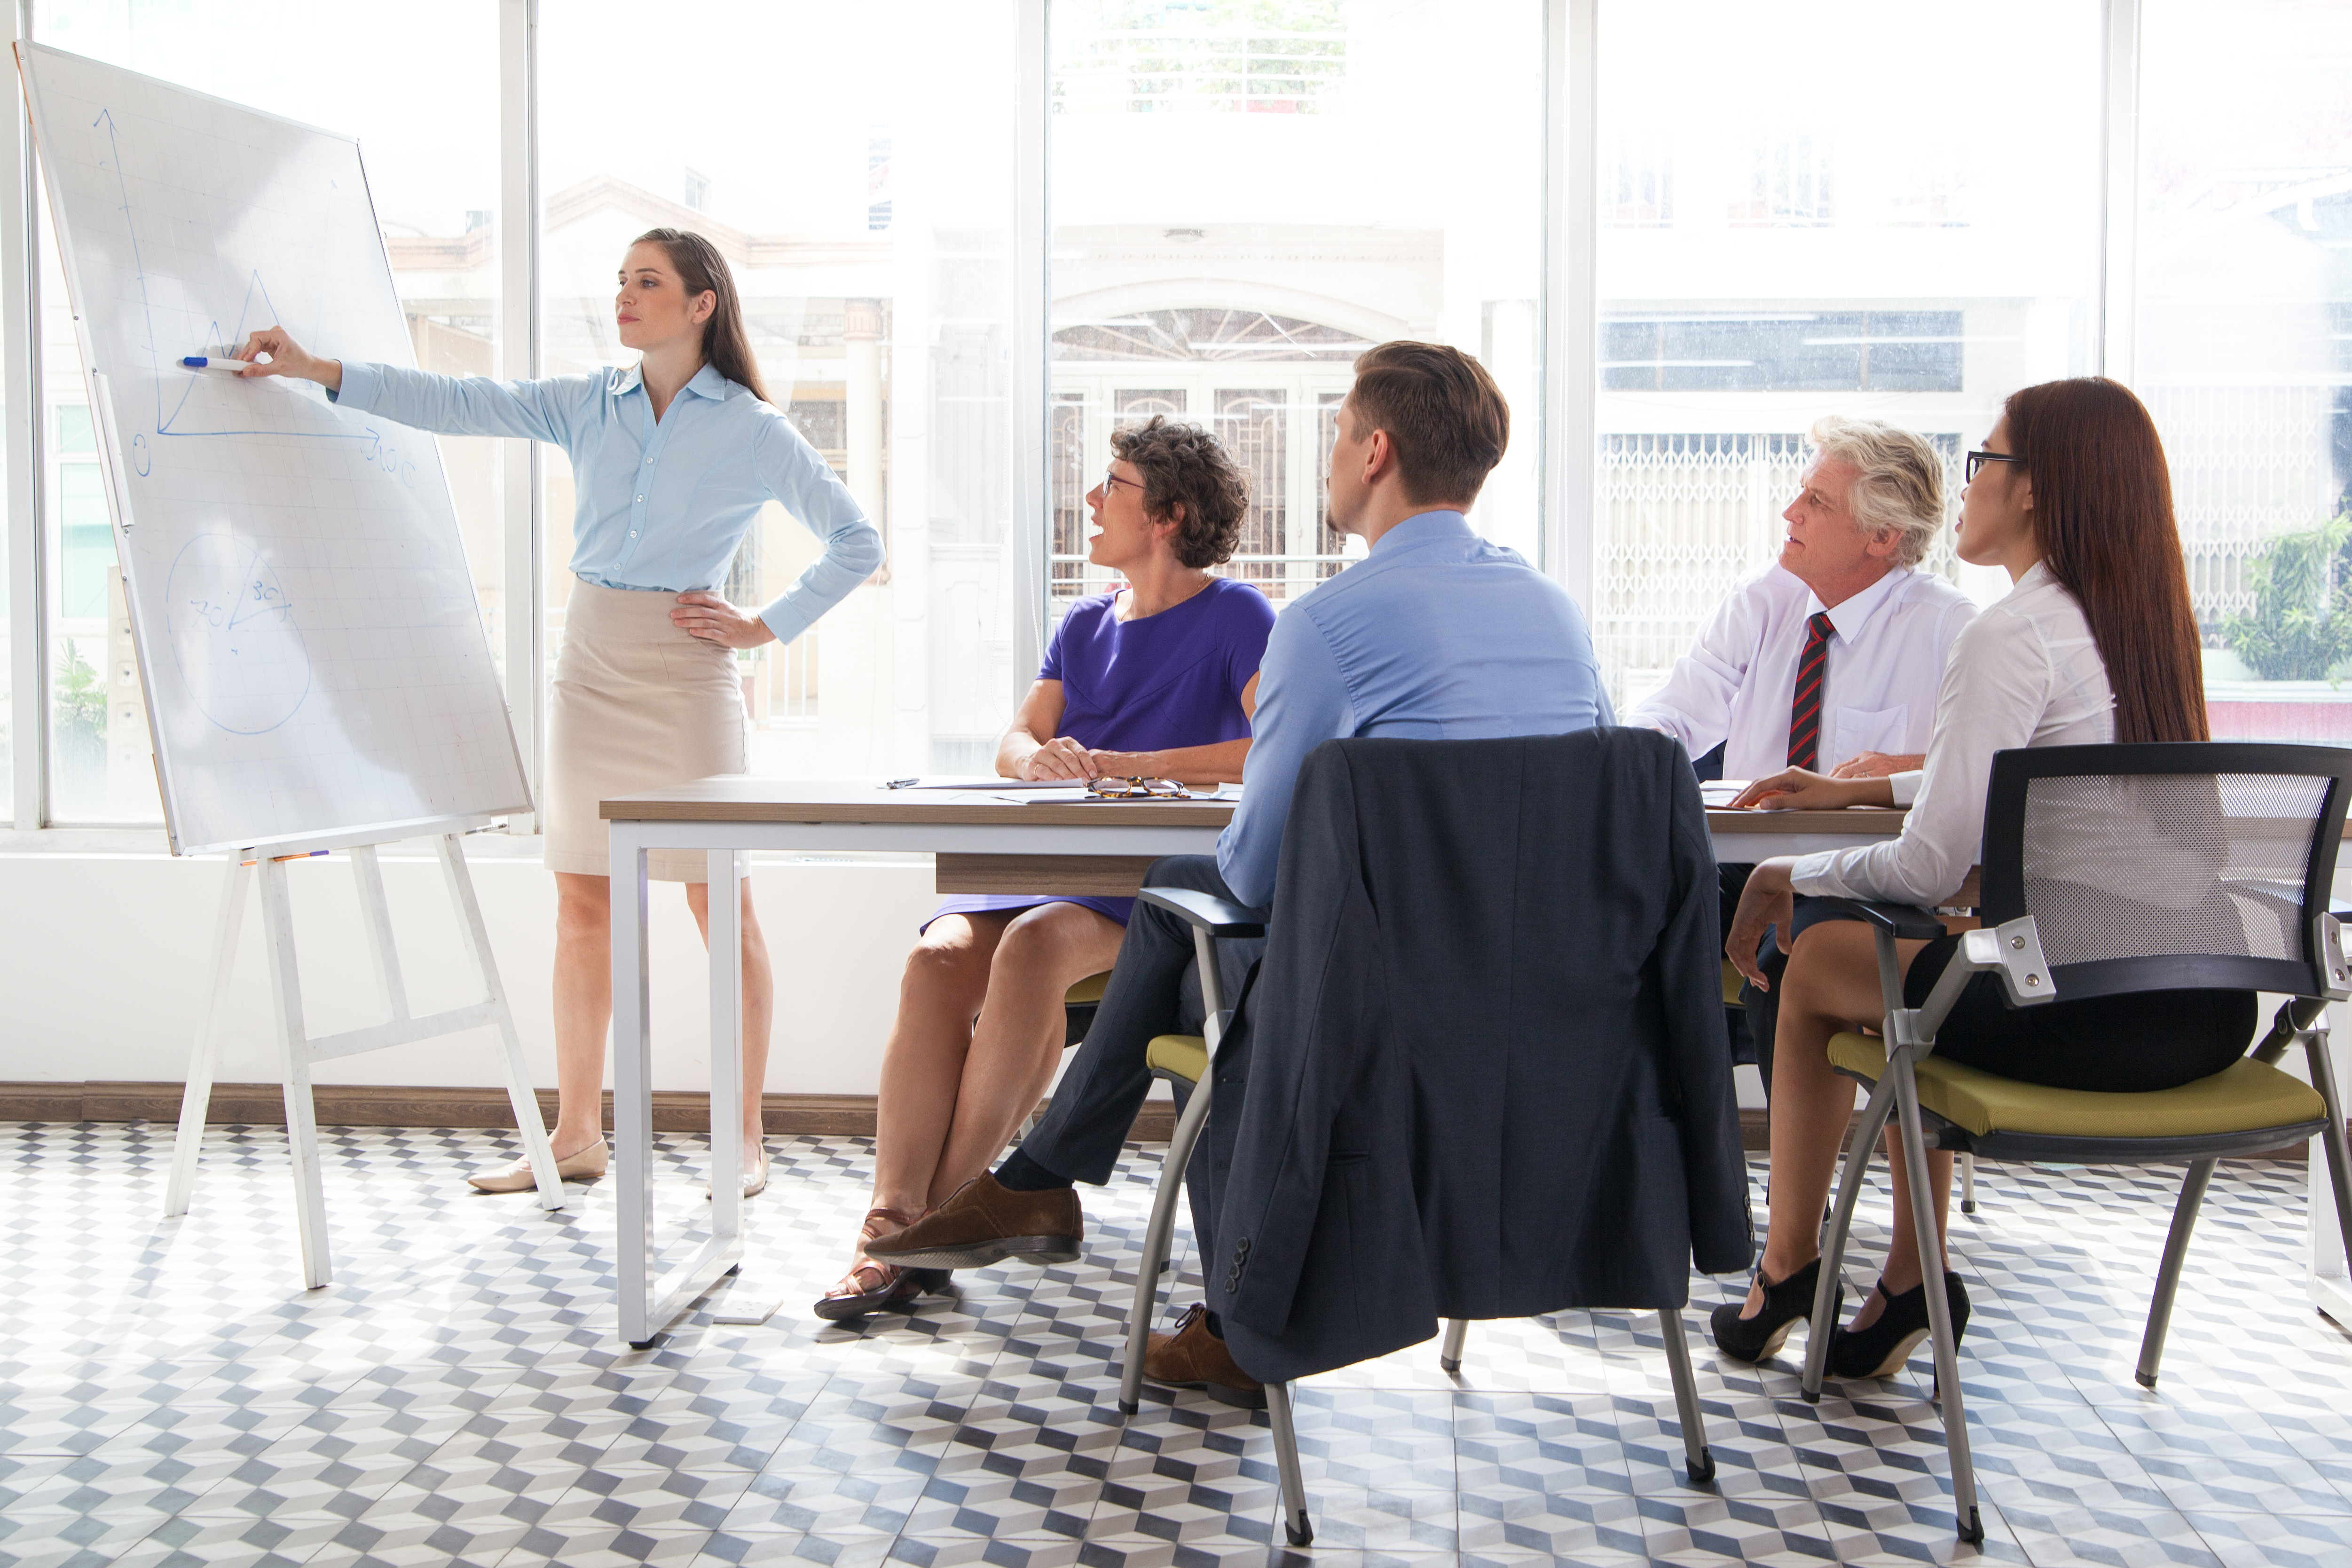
[{"xmin": 1795, "ymin": 742, "xmax": 2352, "ymax": 1543}]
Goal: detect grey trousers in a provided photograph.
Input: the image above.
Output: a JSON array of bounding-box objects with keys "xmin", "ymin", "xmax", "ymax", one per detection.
[{"xmin": 1019, "ymin": 854, "xmax": 1264, "ymax": 1186}]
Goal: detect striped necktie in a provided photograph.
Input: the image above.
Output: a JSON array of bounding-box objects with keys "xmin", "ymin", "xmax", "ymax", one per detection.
[{"xmin": 1786, "ymin": 612, "xmax": 1834, "ymax": 771}]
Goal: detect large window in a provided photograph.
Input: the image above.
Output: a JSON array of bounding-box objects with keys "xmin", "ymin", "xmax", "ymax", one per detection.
[
  {"xmin": 540, "ymin": 0, "xmax": 1021, "ymax": 774},
  {"xmin": 8, "ymin": 4, "xmax": 2348, "ymax": 827},
  {"xmin": 2139, "ymin": 0, "xmax": 2352, "ymax": 744},
  {"xmin": 1047, "ymin": 0, "xmax": 1544, "ymax": 615},
  {"xmin": 1591, "ymin": 0, "xmax": 2103, "ymax": 713},
  {"xmin": 32, "ymin": 0, "xmax": 504, "ymax": 822}
]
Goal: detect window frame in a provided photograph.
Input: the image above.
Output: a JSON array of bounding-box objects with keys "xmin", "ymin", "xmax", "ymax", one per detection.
[{"xmin": 0, "ymin": 0, "xmax": 2154, "ymax": 830}]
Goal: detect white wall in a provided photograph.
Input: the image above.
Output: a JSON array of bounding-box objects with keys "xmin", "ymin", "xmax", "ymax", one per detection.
[{"xmin": 0, "ymin": 841, "xmax": 936, "ymax": 1095}]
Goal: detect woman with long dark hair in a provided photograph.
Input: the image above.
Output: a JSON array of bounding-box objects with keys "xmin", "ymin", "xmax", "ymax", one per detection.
[
  {"xmin": 237, "ymin": 229, "xmax": 882, "ymax": 1198},
  {"xmin": 1709, "ymin": 377, "xmax": 2231, "ymax": 1378}
]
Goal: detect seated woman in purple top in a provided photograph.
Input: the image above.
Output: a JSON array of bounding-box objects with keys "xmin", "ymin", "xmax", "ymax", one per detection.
[{"xmin": 818, "ymin": 417, "xmax": 1275, "ymax": 1319}]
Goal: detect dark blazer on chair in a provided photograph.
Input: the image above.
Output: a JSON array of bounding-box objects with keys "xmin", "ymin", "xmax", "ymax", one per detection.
[{"xmin": 1195, "ymin": 729, "xmax": 1753, "ymax": 1386}]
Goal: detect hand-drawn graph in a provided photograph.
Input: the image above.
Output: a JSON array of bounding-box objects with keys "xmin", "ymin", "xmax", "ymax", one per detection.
[
  {"xmin": 20, "ymin": 43, "xmax": 530, "ymax": 854},
  {"xmin": 165, "ymin": 532, "xmax": 311, "ymax": 734}
]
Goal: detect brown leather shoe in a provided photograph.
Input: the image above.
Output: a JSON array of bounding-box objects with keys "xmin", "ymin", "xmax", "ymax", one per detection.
[
  {"xmin": 863, "ymin": 1173, "xmax": 1082, "ymax": 1270},
  {"xmin": 1144, "ymin": 1303, "xmax": 1265, "ymax": 1410}
]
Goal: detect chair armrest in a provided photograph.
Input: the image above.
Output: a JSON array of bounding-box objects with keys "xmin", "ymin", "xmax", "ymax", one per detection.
[
  {"xmin": 1810, "ymin": 896, "xmax": 1948, "ymax": 941},
  {"xmin": 1139, "ymin": 885, "xmax": 1269, "ymax": 938}
]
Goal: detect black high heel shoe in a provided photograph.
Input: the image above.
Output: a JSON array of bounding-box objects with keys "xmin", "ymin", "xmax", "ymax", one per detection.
[
  {"xmin": 1829, "ymin": 1272, "xmax": 1969, "ymax": 1380},
  {"xmin": 1709, "ymin": 1258, "xmax": 1838, "ymax": 1364}
]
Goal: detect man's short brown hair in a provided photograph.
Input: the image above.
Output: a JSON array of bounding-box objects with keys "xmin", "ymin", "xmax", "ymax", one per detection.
[
  {"xmin": 1108, "ymin": 416, "xmax": 1252, "ymax": 568},
  {"xmin": 1345, "ymin": 341, "xmax": 1510, "ymax": 506}
]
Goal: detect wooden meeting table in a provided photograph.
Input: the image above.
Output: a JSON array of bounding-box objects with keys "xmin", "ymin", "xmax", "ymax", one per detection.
[{"xmin": 597, "ymin": 776, "xmax": 1913, "ymax": 1345}]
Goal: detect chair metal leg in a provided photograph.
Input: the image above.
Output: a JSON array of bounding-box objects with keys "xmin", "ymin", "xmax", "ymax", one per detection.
[
  {"xmin": 1659, "ymin": 1307, "xmax": 1715, "ymax": 1483},
  {"xmin": 1894, "ymin": 1058, "xmax": 1981, "ymax": 1544},
  {"xmin": 1439, "ymin": 1318, "xmax": 1469, "ymax": 1373},
  {"xmin": 2303, "ymin": 1031, "xmax": 2352, "ymax": 1281},
  {"xmin": 1960, "ymin": 1152, "xmax": 1977, "ymax": 1215},
  {"xmin": 1265, "ymin": 1379, "xmax": 1313, "ymax": 1547},
  {"xmin": 2136, "ymin": 1158, "xmax": 2215, "ymax": 1389},
  {"xmin": 1117, "ymin": 1074, "xmax": 1214, "ymax": 1415},
  {"xmin": 1803, "ymin": 1068, "xmax": 1901, "ymax": 1402}
]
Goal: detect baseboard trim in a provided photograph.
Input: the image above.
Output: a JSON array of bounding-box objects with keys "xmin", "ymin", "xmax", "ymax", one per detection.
[
  {"xmin": 0, "ymin": 1081, "xmax": 1180, "ymax": 1143},
  {"xmin": 0, "ymin": 1085, "xmax": 2304, "ymax": 1164}
]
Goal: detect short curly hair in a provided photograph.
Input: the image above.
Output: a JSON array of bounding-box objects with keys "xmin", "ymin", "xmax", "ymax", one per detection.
[{"xmin": 1109, "ymin": 416, "xmax": 1251, "ymax": 568}]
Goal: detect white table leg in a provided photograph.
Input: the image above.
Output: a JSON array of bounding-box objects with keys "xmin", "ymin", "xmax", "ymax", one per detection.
[{"xmin": 613, "ymin": 825, "xmax": 657, "ymax": 1346}]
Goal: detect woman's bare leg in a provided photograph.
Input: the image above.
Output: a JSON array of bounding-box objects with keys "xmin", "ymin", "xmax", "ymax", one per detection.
[
  {"xmin": 549, "ymin": 871, "xmax": 615, "ymax": 1160},
  {"xmin": 1744, "ymin": 921, "xmax": 1931, "ymax": 1316},
  {"xmin": 1847, "ymin": 1127, "xmax": 1954, "ymax": 1329},
  {"xmin": 685, "ymin": 877, "xmax": 776, "ymax": 1167},
  {"xmin": 870, "ymin": 914, "xmax": 1011, "ymax": 1219},
  {"xmin": 928, "ymin": 903, "xmax": 1126, "ymax": 1208}
]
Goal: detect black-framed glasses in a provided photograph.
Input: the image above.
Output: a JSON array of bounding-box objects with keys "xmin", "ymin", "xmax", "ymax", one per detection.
[
  {"xmin": 1966, "ymin": 450, "xmax": 2024, "ymax": 484},
  {"xmin": 1086, "ymin": 776, "xmax": 1188, "ymax": 799},
  {"xmin": 1101, "ymin": 466, "xmax": 1143, "ymax": 496}
]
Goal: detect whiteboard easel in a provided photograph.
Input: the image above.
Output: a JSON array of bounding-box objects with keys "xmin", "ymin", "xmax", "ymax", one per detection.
[{"xmin": 165, "ymin": 828, "xmax": 565, "ymax": 1290}]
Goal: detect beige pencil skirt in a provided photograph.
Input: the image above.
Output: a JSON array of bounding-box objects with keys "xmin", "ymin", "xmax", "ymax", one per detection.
[{"xmin": 545, "ymin": 578, "xmax": 746, "ymax": 883}]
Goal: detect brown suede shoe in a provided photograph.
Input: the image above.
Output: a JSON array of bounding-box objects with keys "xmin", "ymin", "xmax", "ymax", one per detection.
[
  {"xmin": 1144, "ymin": 1304, "xmax": 1265, "ymax": 1410},
  {"xmin": 863, "ymin": 1173, "xmax": 1083, "ymax": 1270}
]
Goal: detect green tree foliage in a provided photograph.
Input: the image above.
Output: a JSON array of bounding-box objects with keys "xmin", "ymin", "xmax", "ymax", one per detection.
[
  {"xmin": 52, "ymin": 637, "xmax": 105, "ymax": 741},
  {"xmin": 2220, "ymin": 508, "xmax": 2352, "ymax": 681}
]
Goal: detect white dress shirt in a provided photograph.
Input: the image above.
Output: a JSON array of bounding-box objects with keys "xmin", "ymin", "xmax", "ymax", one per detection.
[
  {"xmin": 1628, "ymin": 563, "xmax": 1976, "ymax": 780},
  {"xmin": 1792, "ymin": 561, "xmax": 2116, "ymax": 906}
]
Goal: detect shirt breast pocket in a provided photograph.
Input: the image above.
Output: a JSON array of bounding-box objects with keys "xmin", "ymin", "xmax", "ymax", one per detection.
[{"xmin": 1833, "ymin": 703, "xmax": 1908, "ymax": 763}]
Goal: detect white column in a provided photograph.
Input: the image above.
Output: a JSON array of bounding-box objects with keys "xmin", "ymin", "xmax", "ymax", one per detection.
[
  {"xmin": 2098, "ymin": 0, "xmax": 2142, "ymax": 385},
  {"xmin": 499, "ymin": 0, "xmax": 543, "ymax": 834},
  {"xmin": 6, "ymin": 0, "xmax": 43, "ymax": 827},
  {"xmin": 1542, "ymin": 0, "xmax": 1598, "ymax": 609},
  {"xmin": 845, "ymin": 300, "xmax": 885, "ymax": 522}
]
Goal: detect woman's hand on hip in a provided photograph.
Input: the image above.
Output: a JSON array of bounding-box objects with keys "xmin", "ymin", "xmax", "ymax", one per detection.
[
  {"xmin": 1731, "ymin": 767, "xmax": 1887, "ymax": 811},
  {"xmin": 671, "ymin": 591, "xmax": 776, "ymax": 648},
  {"xmin": 233, "ymin": 325, "xmax": 341, "ymax": 393},
  {"xmin": 1726, "ymin": 859, "xmax": 1797, "ymax": 991}
]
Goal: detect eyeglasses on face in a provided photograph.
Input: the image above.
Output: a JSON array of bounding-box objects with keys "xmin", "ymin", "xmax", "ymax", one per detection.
[
  {"xmin": 1086, "ymin": 776, "xmax": 1188, "ymax": 799},
  {"xmin": 1101, "ymin": 467, "xmax": 1143, "ymax": 496},
  {"xmin": 1965, "ymin": 450, "xmax": 2024, "ymax": 484}
]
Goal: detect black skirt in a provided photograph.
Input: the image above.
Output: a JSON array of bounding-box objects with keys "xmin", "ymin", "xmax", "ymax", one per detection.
[{"xmin": 1900, "ymin": 933, "xmax": 2254, "ymax": 1093}]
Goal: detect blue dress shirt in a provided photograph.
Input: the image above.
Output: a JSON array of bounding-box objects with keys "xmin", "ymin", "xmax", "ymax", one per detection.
[
  {"xmin": 334, "ymin": 360, "xmax": 883, "ymax": 645},
  {"xmin": 1217, "ymin": 510, "xmax": 1615, "ymax": 906}
]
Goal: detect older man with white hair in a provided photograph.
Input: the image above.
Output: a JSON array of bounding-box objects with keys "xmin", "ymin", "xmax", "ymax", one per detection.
[{"xmin": 1628, "ymin": 415, "xmax": 1975, "ymax": 1080}]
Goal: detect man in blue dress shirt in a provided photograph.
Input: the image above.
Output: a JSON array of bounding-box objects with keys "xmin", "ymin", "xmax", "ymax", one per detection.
[{"xmin": 870, "ymin": 342, "xmax": 1612, "ymax": 1398}]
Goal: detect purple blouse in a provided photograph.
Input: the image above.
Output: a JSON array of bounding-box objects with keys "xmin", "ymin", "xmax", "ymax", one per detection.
[{"xmin": 925, "ymin": 577, "xmax": 1274, "ymax": 932}]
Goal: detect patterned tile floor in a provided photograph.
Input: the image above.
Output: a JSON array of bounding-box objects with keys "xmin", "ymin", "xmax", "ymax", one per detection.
[{"xmin": 5, "ymin": 1123, "xmax": 2352, "ymax": 1568}]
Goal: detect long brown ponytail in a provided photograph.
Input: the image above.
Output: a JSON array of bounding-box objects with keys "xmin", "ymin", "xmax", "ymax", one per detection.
[
  {"xmin": 2002, "ymin": 377, "xmax": 2208, "ymax": 745},
  {"xmin": 631, "ymin": 227, "xmax": 771, "ymax": 406}
]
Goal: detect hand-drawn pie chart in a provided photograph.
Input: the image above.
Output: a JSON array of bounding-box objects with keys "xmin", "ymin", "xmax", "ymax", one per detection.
[{"xmin": 166, "ymin": 532, "xmax": 312, "ymax": 734}]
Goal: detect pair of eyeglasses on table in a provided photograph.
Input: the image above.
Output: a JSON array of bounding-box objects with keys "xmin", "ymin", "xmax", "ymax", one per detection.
[{"xmin": 1086, "ymin": 776, "xmax": 1190, "ymax": 799}]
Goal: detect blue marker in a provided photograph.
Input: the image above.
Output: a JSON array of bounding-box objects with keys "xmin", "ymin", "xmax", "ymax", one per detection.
[{"xmin": 181, "ymin": 355, "xmax": 254, "ymax": 370}]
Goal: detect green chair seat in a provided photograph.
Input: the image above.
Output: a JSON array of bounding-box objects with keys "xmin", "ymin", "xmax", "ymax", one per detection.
[
  {"xmin": 1065, "ymin": 971, "xmax": 1112, "ymax": 1007},
  {"xmin": 1826, "ymin": 1031, "xmax": 2326, "ymax": 1140},
  {"xmin": 1722, "ymin": 960, "xmax": 1744, "ymax": 1009},
  {"xmin": 1145, "ymin": 1033, "xmax": 1207, "ymax": 1086}
]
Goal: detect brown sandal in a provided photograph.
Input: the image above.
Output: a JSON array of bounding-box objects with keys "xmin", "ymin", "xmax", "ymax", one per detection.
[{"xmin": 814, "ymin": 1207, "xmax": 950, "ymax": 1322}]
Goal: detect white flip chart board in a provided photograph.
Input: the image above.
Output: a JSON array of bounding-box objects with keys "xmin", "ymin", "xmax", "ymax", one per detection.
[{"xmin": 17, "ymin": 43, "xmax": 529, "ymax": 855}]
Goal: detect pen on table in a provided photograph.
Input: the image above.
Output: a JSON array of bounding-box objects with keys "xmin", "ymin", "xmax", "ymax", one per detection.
[
  {"xmin": 181, "ymin": 355, "xmax": 255, "ymax": 370},
  {"xmin": 884, "ymin": 777, "xmax": 920, "ymax": 788}
]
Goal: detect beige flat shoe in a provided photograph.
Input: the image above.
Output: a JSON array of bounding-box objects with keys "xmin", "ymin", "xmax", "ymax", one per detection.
[
  {"xmin": 467, "ymin": 1136, "xmax": 608, "ymax": 1193},
  {"xmin": 706, "ymin": 1144, "xmax": 770, "ymax": 1200}
]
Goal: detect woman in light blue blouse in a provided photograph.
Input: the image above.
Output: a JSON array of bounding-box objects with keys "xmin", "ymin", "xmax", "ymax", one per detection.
[{"xmin": 237, "ymin": 229, "xmax": 882, "ymax": 1199}]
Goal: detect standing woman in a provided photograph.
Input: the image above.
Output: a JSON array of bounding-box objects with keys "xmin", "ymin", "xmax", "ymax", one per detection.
[
  {"xmin": 236, "ymin": 229, "xmax": 882, "ymax": 1198},
  {"xmin": 1713, "ymin": 377, "xmax": 2232, "ymax": 1379}
]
